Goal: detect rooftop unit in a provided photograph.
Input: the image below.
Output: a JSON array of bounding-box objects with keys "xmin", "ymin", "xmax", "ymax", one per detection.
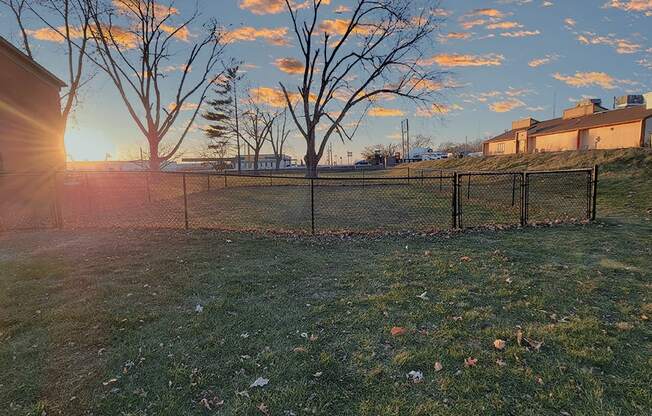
[
  {"xmin": 512, "ymin": 117, "xmax": 539, "ymax": 130},
  {"xmin": 615, "ymin": 94, "xmax": 645, "ymax": 109},
  {"xmin": 562, "ymin": 98, "xmax": 606, "ymax": 120},
  {"xmin": 646, "ymin": 92, "xmax": 652, "ymax": 110}
]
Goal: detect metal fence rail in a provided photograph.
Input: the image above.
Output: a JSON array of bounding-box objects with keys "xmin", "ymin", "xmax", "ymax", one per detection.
[{"xmin": 0, "ymin": 167, "xmax": 598, "ymax": 234}]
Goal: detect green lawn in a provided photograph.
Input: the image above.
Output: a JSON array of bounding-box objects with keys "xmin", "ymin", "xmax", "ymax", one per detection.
[{"xmin": 1, "ymin": 149, "xmax": 651, "ymax": 415}]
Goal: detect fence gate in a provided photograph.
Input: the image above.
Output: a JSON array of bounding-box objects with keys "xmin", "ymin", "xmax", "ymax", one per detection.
[{"xmin": 455, "ymin": 172, "xmax": 524, "ymax": 228}]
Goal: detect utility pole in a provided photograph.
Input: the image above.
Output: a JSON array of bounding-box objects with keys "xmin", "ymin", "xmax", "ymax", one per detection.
[
  {"xmin": 234, "ymin": 77, "xmax": 242, "ymax": 174},
  {"xmin": 401, "ymin": 119, "xmax": 410, "ymax": 161}
]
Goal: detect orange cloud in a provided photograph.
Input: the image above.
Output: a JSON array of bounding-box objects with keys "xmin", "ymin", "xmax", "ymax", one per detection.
[
  {"xmin": 470, "ymin": 8, "xmax": 506, "ymax": 18},
  {"xmin": 443, "ymin": 32, "xmax": 473, "ymax": 40},
  {"xmin": 274, "ymin": 57, "xmax": 304, "ymax": 74},
  {"xmin": 552, "ymin": 71, "xmax": 618, "ymax": 89},
  {"xmin": 224, "ymin": 26, "xmax": 289, "ymax": 46},
  {"xmin": 249, "ymin": 86, "xmax": 316, "ymax": 108},
  {"xmin": 113, "ymin": 0, "xmax": 178, "ymax": 17},
  {"xmin": 423, "ymin": 53, "xmax": 504, "ymax": 67},
  {"xmin": 167, "ymin": 102, "xmax": 198, "ymax": 112},
  {"xmin": 500, "ymin": 30, "xmax": 540, "ymax": 38},
  {"xmin": 576, "ymin": 32, "xmax": 641, "ymax": 54},
  {"xmin": 160, "ymin": 24, "xmax": 190, "ymax": 41},
  {"xmin": 604, "ymin": 0, "xmax": 652, "ymax": 13},
  {"xmin": 486, "ymin": 21, "xmax": 522, "ymax": 29},
  {"xmin": 489, "ymin": 99, "xmax": 525, "ymax": 113},
  {"xmin": 27, "ymin": 26, "xmax": 85, "ymax": 42},
  {"xmin": 318, "ymin": 18, "xmax": 373, "ymax": 36},
  {"xmin": 369, "ymin": 107, "xmax": 405, "ymax": 117},
  {"xmin": 460, "ymin": 18, "xmax": 486, "ymax": 29},
  {"xmin": 28, "ymin": 25, "xmax": 139, "ymax": 48},
  {"xmin": 528, "ymin": 55, "xmax": 558, "ymax": 67},
  {"xmin": 239, "ymin": 0, "xmax": 330, "ymax": 15}
]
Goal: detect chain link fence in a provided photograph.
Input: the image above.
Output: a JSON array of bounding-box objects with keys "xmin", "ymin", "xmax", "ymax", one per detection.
[{"xmin": 0, "ymin": 167, "xmax": 598, "ymax": 234}]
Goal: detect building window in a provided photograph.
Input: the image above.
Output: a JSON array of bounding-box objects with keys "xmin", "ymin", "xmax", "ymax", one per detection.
[{"xmin": 497, "ymin": 143, "xmax": 505, "ymax": 154}]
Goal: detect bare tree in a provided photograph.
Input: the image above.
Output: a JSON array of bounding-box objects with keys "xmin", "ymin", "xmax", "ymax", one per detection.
[
  {"xmin": 2, "ymin": 0, "xmax": 93, "ymax": 134},
  {"xmin": 240, "ymin": 101, "xmax": 275, "ymax": 173},
  {"xmin": 279, "ymin": 0, "xmax": 446, "ymax": 177},
  {"xmin": 267, "ymin": 109, "xmax": 292, "ymax": 170},
  {"xmin": 411, "ymin": 134, "xmax": 433, "ymax": 149},
  {"xmin": 1, "ymin": 0, "xmax": 33, "ymax": 57},
  {"xmin": 362, "ymin": 143, "xmax": 399, "ymax": 160},
  {"xmin": 200, "ymin": 137, "xmax": 233, "ymax": 171},
  {"xmin": 87, "ymin": 0, "xmax": 228, "ymax": 170}
]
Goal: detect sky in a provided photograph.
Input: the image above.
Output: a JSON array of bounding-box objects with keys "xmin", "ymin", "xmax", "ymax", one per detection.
[{"xmin": 1, "ymin": 0, "xmax": 651, "ymax": 163}]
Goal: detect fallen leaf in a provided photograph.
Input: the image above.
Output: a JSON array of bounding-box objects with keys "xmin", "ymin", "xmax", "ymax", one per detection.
[
  {"xmin": 464, "ymin": 357, "xmax": 478, "ymax": 367},
  {"xmin": 102, "ymin": 378, "xmax": 118, "ymax": 386},
  {"xmin": 424, "ymin": 250, "xmax": 432, "ymax": 257},
  {"xmin": 493, "ymin": 339, "xmax": 506, "ymax": 350},
  {"xmin": 195, "ymin": 304, "xmax": 204, "ymax": 313},
  {"xmin": 313, "ymin": 372, "xmax": 323, "ymax": 378},
  {"xmin": 293, "ymin": 347, "xmax": 307, "ymax": 353},
  {"xmin": 615, "ymin": 322, "xmax": 633, "ymax": 331},
  {"xmin": 391, "ymin": 326, "xmax": 408, "ymax": 336},
  {"xmin": 434, "ymin": 361, "xmax": 443, "ymax": 372},
  {"xmin": 407, "ymin": 370, "xmax": 424, "ymax": 383},
  {"xmin": 309, "ymin": 334, "xmax": 319, "ymax": 342},
  {"xmin": 257, "ymin": 403, "xmax": 269, "ymax": 415},
  {"xmin": 536, "ymin": 376, "xmax": 544, "ymax": 385},
  {"xmin": 417, "ymin": 292, "xmax": 429, "ymax": 300},
  {"xmin": 250, "ymin": 377, "xmax": 269, "ymax": 388},
  {"xmin": 524, "ymin": 338, "xmax": 544, "ymax": 352},
  {"xmin": 460, "ymin": 256, "xmax": 472, "ymax": 262},
  {"xmin": 496, "ymin": 359, "xmax": 507, "ymax": 367},
  {"xmin": 516, "ymin": 328, "xmax": 523, "ymax": 346}
]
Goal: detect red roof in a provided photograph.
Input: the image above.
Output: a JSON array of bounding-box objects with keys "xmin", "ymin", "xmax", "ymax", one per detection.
[{"xmin": 485, "ymin": 106, "xmax": 652, "ymax": 144}]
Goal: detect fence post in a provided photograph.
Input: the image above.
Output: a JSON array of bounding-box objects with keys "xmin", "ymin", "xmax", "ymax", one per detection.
[
  {"xmin": 145, "ymin": 172, "xmax": 151, "ymax": 203},
  {"xmin": 224, "ymin": 170, "xmax": 227, "ymax": 188},
  {"xmin": 310, "ymin": 178, "xmax": 315, "ymax": 235},
  {"xmin": 439, "ymin": 170, "xmax": 443, "ymax": 191},
  {"xmin": 520, "ymin": 172, "xmax": 528, "ymax": 227},
  {"xmin": 591, "ymin": 165, "xmax": 599, "ymax": 221},
  {"xmin": 511, "ymin": 174, "xmax": 516, "ymax": 207},
  {"xmin": 407, "ymin": 167, "xmax": 410, "ymax": 185},
  {"xmin": 182, "ymin": 173, "xmax": 189, "ymax": 230},
  {"xmin": 84, "ymin": 172, "xmax": 92, "ymax": 214},
  {"xmin": 466, "ymin": 175, "xmax": 471, "ymax": 199},
  {"xmin": 52, "ymin": 172, "xmax": 63, "ymax": 229},
  {"xmin": 452, "ymin": 172, "xmax": 459, "ymax": 229},
  {"xmin": 421, "ymin": 169, "xmax": 424, "ymax": 186}
]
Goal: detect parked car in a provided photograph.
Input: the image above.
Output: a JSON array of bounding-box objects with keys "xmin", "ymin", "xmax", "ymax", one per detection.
[
  {"xmin": 354, "ymin": 160, "xmax": 371, "ymax": 168},
  {"xmin": 422, "ymin": 152, "xmax": 448, "ymax": 161}
]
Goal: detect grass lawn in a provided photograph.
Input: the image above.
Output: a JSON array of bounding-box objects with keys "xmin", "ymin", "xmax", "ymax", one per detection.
[{"xmin": 1, "ymin": 149, "xmax": 651, "ymax": 415}]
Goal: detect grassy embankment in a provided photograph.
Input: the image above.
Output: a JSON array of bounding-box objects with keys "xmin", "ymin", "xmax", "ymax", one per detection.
[{"xmin": 0, "ymin": 149, "xmax": 650, "ymax": 415}]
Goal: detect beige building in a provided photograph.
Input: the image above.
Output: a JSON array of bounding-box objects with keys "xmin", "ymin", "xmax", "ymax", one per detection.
[{"xmin": 483, "ymin": 96, "xmax": 652, "ymax": 156}]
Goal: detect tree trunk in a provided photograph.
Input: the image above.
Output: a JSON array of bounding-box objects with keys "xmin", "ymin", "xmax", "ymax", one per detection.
[
  {"xmin": 148, "ymin": 140, "xmax": 160, "ymax": 171},
  {"xmin": 304, "ymin": 136, "xmax": 319, "ymax": 178},
  {"xmin": 275, "ymin": 157, "xmax": 281, "ymax": 170},
  {"xmin": 253, "ymin": 151, "xmax": 260, "ymax": 175}
]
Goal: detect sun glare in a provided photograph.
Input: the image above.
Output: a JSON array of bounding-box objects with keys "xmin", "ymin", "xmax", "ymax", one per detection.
[{"xmin": 65, "ymin": 127, "xmax": 117, "ymax": 161}]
